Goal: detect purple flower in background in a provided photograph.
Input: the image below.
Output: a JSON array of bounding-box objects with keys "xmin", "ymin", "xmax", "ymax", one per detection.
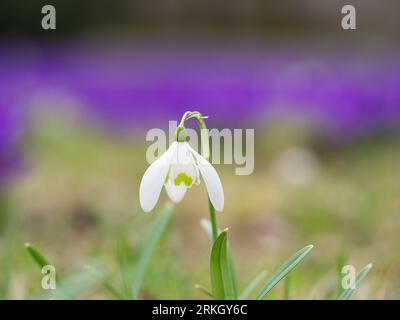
[
  {"xmin": 0, "ymin": 38, "xmax": 400, "ymax": 155},
  {"xmin": 32, "ymin": 40, "xmax": 400, "ymax": 135},
  {"xmin": 0, "ymin": 100, "xmax": 23, "ymax": 188},
  {"xmin": 0, "ymin": 38, "xmax": 399, "ymax": 187}
]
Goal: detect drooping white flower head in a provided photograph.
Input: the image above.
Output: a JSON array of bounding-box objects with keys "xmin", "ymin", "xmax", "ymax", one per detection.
[{"xmin": 139, "ymin": 141, "xmax": 224, "ymax": 212}]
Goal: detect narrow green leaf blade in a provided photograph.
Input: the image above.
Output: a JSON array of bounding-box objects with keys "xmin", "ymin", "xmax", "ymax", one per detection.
[
  {"xmin": 210, "ymin": 230, "xmax": 226, "ymax": 299},
  {"xmin": 194, "ymin": 284, "xmax": 213, "ymax": 298},
  {"xmin": 256, "ymin": 244, "xmax": 313, "ymax": 300},
  {"xmin": 84, "ymin": 264, "xmax": 124, "ymax": 299},
  {"xmin": 239, "ymin": 270, "xmax": 267, "ymax": 300},
  {"xmin": 24, "ymin": 242, "xmax": 50, "ymax": 269},
  {"xmin": 38, "ymin": 262, "xmax": 99, "ymax": 299},
  {"xmin": 116, "ymin": 234, "xmax": 132, "ymax": 299},
  {"xmin": 220, "ymin": 232, "xmax": 236, "ymax": 299},
  {"xmin": 336, "ymin": 246, "xmax": 347, "ymax": 296},
  {"xmin": 101, "ymin": 280, "xmax": 125, "ymax": 300},
  {"xmin": 283, "ymin": 272, "xmax": 291, "ymax": 300},
  {"xmin": 228, "ymin": 251, "xmax": 238, "ymax": 299},
  {"xmin": 338, "ymin": 263, "xmax": 373, "ymax": 300},
  {"xmin": 131, "ymin": 203, "xmax": 173, "ymax": 299},
  {"xmin": 210, "ymin": 229, "xmax": 236, "ymax": 300},
  {"xmin": 201, "ymin": 219, "xmax": 238, "ymax": 299},
  {"xmin": 24, "ymin": 242, "xmax": 63, "ymax": 290}
]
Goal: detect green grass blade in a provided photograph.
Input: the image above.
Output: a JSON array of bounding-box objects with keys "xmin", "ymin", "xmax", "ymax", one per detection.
[
  {"xmin": 38, "ymin": 263, "xmax": 99, "ymax": 299},
  {"xmin": 194, "ymin": 284, "xmax": 213, "ymax": 298},
  {"xmin": 338, "ymin": 263, "xmax": 373, "ymax": 300},
  {"xmin": 131, "ymin": 203, "xmax": 173, "ymax": 299},
  {"xmin": 0, "ymin": 203, "xmax": 20, "ymax": 298},
  {"xmin": 24, "ymin": 242, "xmax": 63, "ymax": 289},
  {"xmin": 283, "ymin": 272, "xmax": 291, "ymax": 300},
  {"xmin": 102, "ymin": 281, "xmax": 125, "ymax": 300},
  {"xmin": 239, "ymin": 270, "xmax": 267, "ymax": 300},
  {"xmin": 220, "ymin": 231, "xmax": 236, "ymax": 299},
  {"xmin": 84, "ymin": 264, "xmax": 124, "ymax": 299},
  {"xmin": 210, "ymin": 230, "xmax": 226, "ymax": 299},
  {"xmin": 336, "ymin": 246, "xmax": 347, "ymax": 295},
  {"xmin": 228, "ymin": 252, "xmax": 238, "ymax": 299},
  {"xmin": 116, "ymin": 234, "xmax": 132, "ymax": 299},
  {"xmin": 256, "ymin": 244, "xmax": 314, "ymax": 300},
  {"xmin": 202, "ymin": 219, "xmax": 238, "ymax": 299},
  {"xmin": 24, "ymin": 242, "xmax": 50, "ymax": 269},
  {"xmin": 210, "ymin": 229, "xmax": 236, "ymax": 299}
]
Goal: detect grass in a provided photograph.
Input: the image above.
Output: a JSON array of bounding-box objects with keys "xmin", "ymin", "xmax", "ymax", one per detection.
[{"xmin": 0, "ymin": 120, "xmax": 398, "ymax": 299}]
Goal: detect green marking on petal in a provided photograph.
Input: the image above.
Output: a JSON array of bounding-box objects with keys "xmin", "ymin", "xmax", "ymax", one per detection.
[
  {"xmin": 174, "ymin": 172, "xmax": 193, "ymax": 186},
  {"xmin": 164, "ymin": 172, "xmax": 169, "ymax": 184}
]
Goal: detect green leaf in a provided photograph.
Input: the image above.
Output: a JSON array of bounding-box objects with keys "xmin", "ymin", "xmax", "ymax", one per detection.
[
  {"xmin": 131, "ymin": 203, "xmax": 173, "ymax": 299},
  {"xmin": 25, "ymin": 243, "xmax": 102, "ymax": 299},
  {"xmin": 256, "ymin": 244, "xmax": 313, "ymax": 300},
  {"xmin": 210, "ymin": 230, "xmax": 236, "ymax": 299},
  {"xmin": 0, "ymin": 205, "xmax": 20, "ymax": 298},
  {"xmin": 24, "ymin": 242, "xmax": 62, "ymax": 286},
  {"xmin": 116, "ymin": 234, "xmax": 132, "ymax": 299},
  {"xmin": 283, "ymin": 272, "xmax": 291, "ymax": 300},
  {"xmin": 201, "ymin": 218, "xmax": 238, "ymax": 298},
  {"xmin": 38, "ymin": 262, "xmax": 99, "ymax": 299},
  {"xmin": 228, "ymin": 251, "xmax": 238, "ymax": 299},
  {"xmin": 194, "ymin": 284, "xmax": 213, "ymax": 298},
  {"xmin": 210, "ymin": 231, "xmax": 226, "ymax": 299},
  {"xmin": 239, "ymin": 270, "xmax": 267, "ymax": 300},
  {"xmin": 338, "ymin": 263, "xmax": 373, "ymax": 300},
  {"xmin": 221, "ymin": 232, "xmax": 237, "ymax": 299},
  {"xmin": 336, "ymin": 246, "xmax": 347, "ymax": 295},
  {"xmin": 84, "ymin": 264, "xmax": 124, "ymax": 299},
  {"xmin": 100, "ymin": 279, "xmax": 125, "ymax": 300},
  {"xmin": 24, "ymin": 242, "xmax": 50, "ymax": 269}
]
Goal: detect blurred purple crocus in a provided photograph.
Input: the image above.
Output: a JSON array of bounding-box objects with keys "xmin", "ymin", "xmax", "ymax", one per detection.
[
  {"xmin": 30, "ymin": 40, "xmax": 400, "ymax": 136},
  {"xmin": 0, "ymin": 101, "xmax": 23, "ymax": 188},
  {"xmin": 0, "ymin": 38, "xmax": 400, "ymax": 188}
]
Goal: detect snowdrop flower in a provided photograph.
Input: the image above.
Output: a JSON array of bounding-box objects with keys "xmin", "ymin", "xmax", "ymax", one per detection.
[{"xmin": 139, "ymin": 141, "xmax": 224, "ymax": 213}]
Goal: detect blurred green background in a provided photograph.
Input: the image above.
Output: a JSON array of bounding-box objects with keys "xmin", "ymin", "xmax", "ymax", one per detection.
[{"xmin": 0, "ymin": 0, "xmax": 399, "ymax": 299}]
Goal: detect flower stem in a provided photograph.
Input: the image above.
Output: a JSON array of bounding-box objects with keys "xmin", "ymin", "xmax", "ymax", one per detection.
[
  {"xmin": 208, "ymin": 199, "xmax": 218, "ymax": 242},
  {"xmin": 178, "ymin": 111, "xmax": 193, "ymax": 127},
  {"xmin": 178, "ymin": 111, "xmax": 218, "ymax": 241},
  {"xmin": 192, "ymin": 112, "xmax": 217, "ymax": 241}
]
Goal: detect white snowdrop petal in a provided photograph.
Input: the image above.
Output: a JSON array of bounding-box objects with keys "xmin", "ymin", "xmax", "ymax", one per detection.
[
  {"xmin": 170, "ymin": 142, "xmax": 193, "ymax": 165},
  {"xmin": 168, "ymin": 142, "xmax": 199, "ymax": 187},
  {"xmin": 165, "ymin": 182, "xmax": 187, "ymax": 203},
  {"xmin": 139, "ymin": 142, "xmax": 177, "ymax": 212},
  {"xmin": 186, "ymin": 143, "xmax": 224, "ymax": 211},
  {"xmin": 169, "ymin": 162, "xmax": 198, "ymax": 187}
]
